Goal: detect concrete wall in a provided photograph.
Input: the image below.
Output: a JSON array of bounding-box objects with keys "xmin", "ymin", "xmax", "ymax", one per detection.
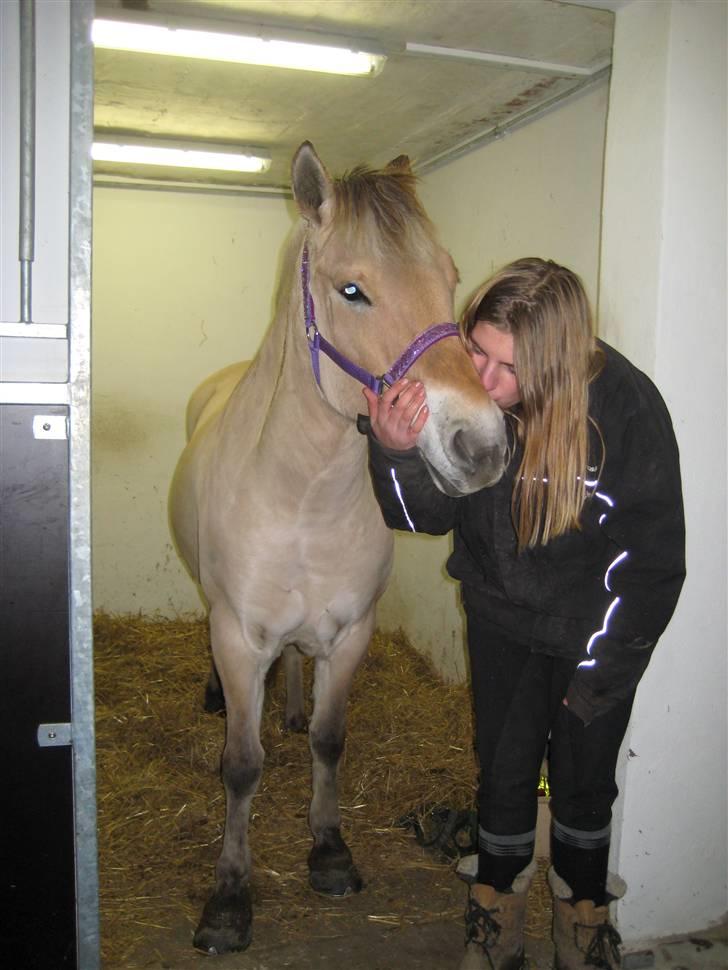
[{"xmin": 598, "ymin": 0, "xmax": 727, "ymax": 944}]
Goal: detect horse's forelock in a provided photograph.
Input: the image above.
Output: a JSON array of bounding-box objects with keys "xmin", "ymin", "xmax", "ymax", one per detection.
[{"xmin": 331, "ymin": 164, "xmax": 436, "ymax": 260}]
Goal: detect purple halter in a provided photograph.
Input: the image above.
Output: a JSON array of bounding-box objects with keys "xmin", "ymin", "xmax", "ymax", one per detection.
[{"xmin": 301, "ymin": 245, "xmax": 459, "ymax": 395}]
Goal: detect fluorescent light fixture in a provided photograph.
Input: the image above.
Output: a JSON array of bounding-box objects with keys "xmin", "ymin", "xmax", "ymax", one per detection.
[
  {"xmin": 92, "ymin": 137, "xmax": 271, "ymax": 174},
  {"xmin": 92, "ymin": 17, "xmax": 386, "ymax": 77}
]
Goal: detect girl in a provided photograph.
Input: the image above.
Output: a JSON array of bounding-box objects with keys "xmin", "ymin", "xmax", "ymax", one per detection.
[{"xmin": 362, "ymin": 258, "xmax": 685, "ymax": 970}]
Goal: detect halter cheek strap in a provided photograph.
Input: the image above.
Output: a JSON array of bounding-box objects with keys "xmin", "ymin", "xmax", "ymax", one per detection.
[{"xmin": 301, "ymin": 245, "xmax": 459, "ymax": 395}]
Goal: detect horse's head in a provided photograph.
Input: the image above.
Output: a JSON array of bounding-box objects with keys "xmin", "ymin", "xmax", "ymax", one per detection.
[{"xmin": 291, "ymin": 141, "xmax": 506, "ymax": 496}]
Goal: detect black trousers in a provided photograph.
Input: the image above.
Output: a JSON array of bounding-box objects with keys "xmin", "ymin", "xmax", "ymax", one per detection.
[{"xmin": 466, "ymin": 611, "xmax": 636, "ymax": 904}]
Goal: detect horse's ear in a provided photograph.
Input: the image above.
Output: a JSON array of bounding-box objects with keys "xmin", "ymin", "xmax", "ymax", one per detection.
[
  {"xmin": 386, "ymin": 154, "xmax": 412, "ymax": 175},
  {"xmin": 291, "ymin": 141, "xmax": 334, "ymax": 225}
]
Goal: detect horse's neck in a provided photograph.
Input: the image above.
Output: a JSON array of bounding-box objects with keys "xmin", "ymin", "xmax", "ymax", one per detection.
[{"xmin": 220, "ymin": 283, "xmax": 369, "ymax": 502}]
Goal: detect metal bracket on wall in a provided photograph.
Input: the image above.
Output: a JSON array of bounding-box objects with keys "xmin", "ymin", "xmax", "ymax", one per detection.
[
  {"xmin": 37, "ymin": 723, "xmax": 73, "ymax": 748},
  {"xmin": 32, "ymin": 414, "xmax": 68, "ymax": 439}
]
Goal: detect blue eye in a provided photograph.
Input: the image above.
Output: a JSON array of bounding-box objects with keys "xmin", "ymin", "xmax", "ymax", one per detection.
[{"xmin": 340, "ymin": 283, "xmax": 370, "ymax": 305}]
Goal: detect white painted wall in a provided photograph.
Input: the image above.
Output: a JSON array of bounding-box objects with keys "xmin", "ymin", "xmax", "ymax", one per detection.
[
  {"xmin": 598, "ymin": 0, "xmax": 727, "ymax": 943},
  {"xmin": 376, "ymin": 82, "xmax": 609, "ymax": 677},
  {"xmin": 91, "ymin": 189, "xmax": 293, "ymax": 613}
]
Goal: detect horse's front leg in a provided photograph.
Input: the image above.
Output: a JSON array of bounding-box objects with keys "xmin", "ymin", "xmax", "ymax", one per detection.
[
  {"xmin": 194, "ymin": 607, "xmax": 267, "ymax": 955},
  {"xmin": 307, "ymin": 613, "xmax": 373, "ymax": 896}
]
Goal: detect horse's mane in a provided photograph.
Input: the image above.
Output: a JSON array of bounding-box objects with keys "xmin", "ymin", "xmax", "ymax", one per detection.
[{"xmin": 331, "ymin": 164, "xmax": 437, "ymax": 261}]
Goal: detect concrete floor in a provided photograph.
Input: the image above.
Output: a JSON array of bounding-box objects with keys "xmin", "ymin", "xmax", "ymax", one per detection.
[
  {"xmin": 121, "ymin": 921, "xmax": 728, "ymax": 970},
  {"xmin": 121, "ymin": 897, "xmax": 728, "ymax": 970},
  {"xmin": 116, "ymin": 826, "xmax": 727, "ymax": 970},
  {"xmin": 216, "ymin": 930, "xmax": 728, "ymax": 970}
]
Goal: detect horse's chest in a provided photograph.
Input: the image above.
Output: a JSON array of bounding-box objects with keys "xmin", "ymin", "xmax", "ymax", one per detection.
[
  {"xmin": 207, "ymin": 495, "xmax": 392, "ymax": 653},
  {"xmin": 272, "ymin": 511, "xmax": 391, "ymax": 613}
]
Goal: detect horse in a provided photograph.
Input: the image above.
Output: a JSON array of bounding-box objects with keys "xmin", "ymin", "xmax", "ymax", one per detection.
[{"xmin": 168, "ymin": 141, "xmax": 507, "ymax": 954}]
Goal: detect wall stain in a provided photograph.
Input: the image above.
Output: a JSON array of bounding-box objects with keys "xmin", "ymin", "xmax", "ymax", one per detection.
[{"xmin": 92, "ymin": 397, "xmax": 150, "ymax": 452}]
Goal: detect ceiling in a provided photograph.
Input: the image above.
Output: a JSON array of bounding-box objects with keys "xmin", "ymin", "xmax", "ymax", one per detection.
[{"xmin": 92, "ymin": 0, "xmax": 616, "ymax": 193}]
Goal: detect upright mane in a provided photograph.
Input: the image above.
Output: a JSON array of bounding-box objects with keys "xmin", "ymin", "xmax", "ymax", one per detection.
[{"xmin": 330, "ymin": 164, "xmax": 437, "ymax": 261}]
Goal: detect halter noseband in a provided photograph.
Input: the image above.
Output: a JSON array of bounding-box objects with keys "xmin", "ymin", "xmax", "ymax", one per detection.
[{"xmin": 301, "ymin": 245, "xmax": 459, "ymax": 395}]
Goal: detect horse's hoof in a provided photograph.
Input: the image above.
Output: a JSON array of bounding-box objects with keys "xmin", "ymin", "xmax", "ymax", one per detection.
[
  {"xmin": 309, "ymin": 863, "xmax": 363, "ymax": 896},
  {"xmin": 308, "ymin": 829, "xmax": 364, "ymax": 897},
  {"xmin": 284, "ymin": 710, "xmax": 308, "ymax": 733},
  {"xmin": 192, "ymin": 887, "xmax": 252, "ymax": 955}
]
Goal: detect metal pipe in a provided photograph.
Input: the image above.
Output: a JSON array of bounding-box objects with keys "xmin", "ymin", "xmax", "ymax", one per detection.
[{"xmin": 19, "ymin": 0, "xmax": 36, "ymax": 323}]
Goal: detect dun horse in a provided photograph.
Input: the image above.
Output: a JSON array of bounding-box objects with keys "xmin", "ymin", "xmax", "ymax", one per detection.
[{"xmin": 169, "ymin": 142, "xmax": 507, "ymax": 954}]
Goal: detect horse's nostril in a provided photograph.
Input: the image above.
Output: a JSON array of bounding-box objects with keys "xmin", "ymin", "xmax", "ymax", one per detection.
[
  {"xmin": 452, "ymin": 429, "xmax": 477, "ymax": 474},
  {"xmin": 452, "ymin": 428, "xmax": 505, "ymax": 480}
]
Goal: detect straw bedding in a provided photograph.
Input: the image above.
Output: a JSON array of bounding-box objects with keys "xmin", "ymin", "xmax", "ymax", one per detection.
[{"xmin": 94, "ymin": 613, "xmax": 551, "ymax": 966}]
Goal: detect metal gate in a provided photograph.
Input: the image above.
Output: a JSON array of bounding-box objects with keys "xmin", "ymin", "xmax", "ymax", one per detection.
[{"xmin": 0, "ymin": 2, "xmax": 98, "ymax": 967}]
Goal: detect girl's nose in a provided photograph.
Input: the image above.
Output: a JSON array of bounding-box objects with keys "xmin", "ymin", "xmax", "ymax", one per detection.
[{"xmin": 481, "ymin": 364, "xmax": 498, "ymax": 393}]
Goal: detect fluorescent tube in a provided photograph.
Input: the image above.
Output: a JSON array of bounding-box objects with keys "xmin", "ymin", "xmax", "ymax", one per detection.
[
  {"xmin": 92, "ymin": 139, "xmax": 271, "ymax": 174},
  {"xmin": 92, "ymin": 18, "xmax": 385, "ymax": 77}
]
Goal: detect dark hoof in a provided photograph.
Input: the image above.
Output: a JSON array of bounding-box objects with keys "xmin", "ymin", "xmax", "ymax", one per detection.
[
  {"xmin": 308, "ymin": 829, "xmax": 364, "ymax": 897},
  {"xmin": 193, "ymin": 887, "xmax": 252, "ymax": 955},
  {"xmin": 309, "ymin": 864, "xmax": 363, "ymax": 896},
  {"xmin": 284, "ymin": 710, "xmax": 308, "ymax": 733},
  {"xmin": 203, "ymin": 682, "xmax": 226, "ymax": 715}
]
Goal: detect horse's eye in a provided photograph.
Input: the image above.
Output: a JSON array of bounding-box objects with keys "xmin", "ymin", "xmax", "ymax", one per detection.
[{"xmin": 339, "ymin": 283, "xmax": 370, "ymax": 305}]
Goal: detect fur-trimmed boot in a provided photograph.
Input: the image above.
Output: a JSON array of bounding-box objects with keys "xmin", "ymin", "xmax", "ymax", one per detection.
[
  {"xmin": 548, "ymin": 867, "xmax": 626, "ymax": 970},
  {"xmin": 458, "ymin": 860, "xmax": 536, "ymax": 970}
]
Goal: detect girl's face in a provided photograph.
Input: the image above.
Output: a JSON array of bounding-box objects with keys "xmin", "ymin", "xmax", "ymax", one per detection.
[{"xmin": 468, "ymin": 321, "xmax": 521, "ymax": 410}]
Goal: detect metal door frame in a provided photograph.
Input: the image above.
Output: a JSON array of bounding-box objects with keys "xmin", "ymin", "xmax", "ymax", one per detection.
[
  {"xmin": 69, "ymin": 3, "xmax": 99, "ymax": 966},
  {"xmin": 0, "ymin": 1, "xmax": 98, "ymax": 966}
]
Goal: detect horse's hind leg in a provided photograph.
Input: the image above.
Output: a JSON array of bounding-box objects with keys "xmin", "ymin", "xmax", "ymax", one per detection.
[
  {"xmin": 283, "ymin": 643, "xmax": 306, "ymax": 732},
  {"xmin": 307, "ymin": 616, "xmax": 373, "ymax": 896},
  {"xmin": 203, "ymin": 658, "xmax": 226, "ymax": 714},
  {"xmin": 194, "ymin": 608, "xmax": 266, "ymax": 955}
]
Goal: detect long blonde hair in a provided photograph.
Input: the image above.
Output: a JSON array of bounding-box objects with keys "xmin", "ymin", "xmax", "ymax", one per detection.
[{"xmin": 461, "ymin": 258, "xmax": 603, "ymax": 549}]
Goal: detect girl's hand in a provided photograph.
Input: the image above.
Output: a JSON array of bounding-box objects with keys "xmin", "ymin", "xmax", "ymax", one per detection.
[{"xmin": 362, "ymin": 378, "xmax": 429, "ymax": 451}]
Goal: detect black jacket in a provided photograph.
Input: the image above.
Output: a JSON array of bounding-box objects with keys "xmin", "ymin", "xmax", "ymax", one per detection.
[{"xmin": 365, "ymin": 341, "xmax": 686, "ymax": 724}]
